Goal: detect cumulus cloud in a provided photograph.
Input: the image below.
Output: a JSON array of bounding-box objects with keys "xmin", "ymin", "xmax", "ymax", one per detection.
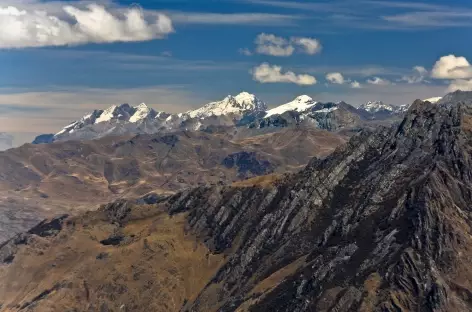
[
  {"xmin": 252, "ymin": 33, "xmax": 322, "ymax": 57},
  {"xmin": 291, "ymin": 37, "xmax": 322, "ymax": 55},
  {"xmin": 350, "ymin": 81, "xmax": 362, "ymax": 88},
  {"xmin": 431, "ymin": 55, "xmax": 472, "ymax": 79},
  {"xmin": 255, "ymin": 33, "xmax": 294, "ymax": 56},
  {"xmin": 325, "ymin": 72, "xmax": 362, "ymax": 88},
  {"xmin": 429, "ymin": 55, "xmax": 472, "ymax": 92},
  {"xmin": 252, "ymin": 63, "xmax": 317, "ymax": 85},
  {"xmin": 447, "ymin": 79, "xmax": 472, "ymax": 92},
  {"xmin": 367, "ymin": 76, "xmax": 391, "ymax": 86},
  {"xmin": 326, "ymin": 72, "xmax": 345, "ymax": 84},
  {"xmin": 0, "ymin": 4, "xmax": 173, "ymax": 48}
]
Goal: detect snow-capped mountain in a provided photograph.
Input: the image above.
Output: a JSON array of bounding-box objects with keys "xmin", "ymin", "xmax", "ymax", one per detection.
[
  {"xmin": 396, "ymin": 104, "xmax": 410, "ymax": 113},
  {"xmin": 56, "ymin": 109, "xmax": 103, "ymax": 136},
  {"xmin": 0, "ymin": 133, "xmax": 13, "ymax": 151},
  {"xmin": 33, "ymin": 92, "xmax": 268, "ymax": 144},
  {"xmin": 95, "ymin": 104, "xmax": 133, "ymax": 124},
  {"xmin": 187, "ymin": 92, "xmax": 267, "ymax": 119},
  {"xmin": 54, "ymin": 103, "xmax": 169, "ymax": 139},
  {"xmin": 32, "ymin": 91, "xmax": 416, "ymax": 145},
  {"xmin": 253, "ymin": 100, "xmax": 363, "ymax": 132},
  {"xmin": 265, "ymin": 95, "xmax": 316, "ymax": 117},
  {"xmin": 423, "ymin": 97, "xmax": 442, "ymax": 103},
  {"xmin": 358, "ymin": 101, "xmax": 395, "ymax": 113}
]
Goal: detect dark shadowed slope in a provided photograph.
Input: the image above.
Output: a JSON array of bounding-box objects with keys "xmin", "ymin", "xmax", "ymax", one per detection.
[{"xmin": 2, "ymin": 96, "xmax": 472, "ymax": 311}]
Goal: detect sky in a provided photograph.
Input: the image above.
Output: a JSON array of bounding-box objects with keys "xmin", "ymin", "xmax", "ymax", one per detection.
[{"xmin": 1, "ymin": 0, "xmax": 472, "ymax": 144}]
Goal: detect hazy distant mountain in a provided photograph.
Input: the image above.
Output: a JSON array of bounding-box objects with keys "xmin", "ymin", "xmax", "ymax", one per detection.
[
  {"xmin": 32, "ymin": 92, "xmax": 270, "ymax": 144},
  {"xmin": 0, "ymin": 133, "xmax": 13, "ymax": 151},
  {"xmin": 32, "ymin": 92, "xmax": 414, "ymax": 145}
]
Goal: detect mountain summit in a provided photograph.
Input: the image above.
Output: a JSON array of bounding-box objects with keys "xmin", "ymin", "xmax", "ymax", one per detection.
[
  {"xmin": 53, "ymin": 103, "xmax": 169, "ymax": 141},
  {"xmin": 265, "ymin": 95, "xmax": 316, "ymax": 117},
  {"xmin": 358, "ymin": 100, "xmax": 395, "ymax": 113},
  {"xmin": 186, "ymin": 91, "xmax": 267, "ymax": 119}
]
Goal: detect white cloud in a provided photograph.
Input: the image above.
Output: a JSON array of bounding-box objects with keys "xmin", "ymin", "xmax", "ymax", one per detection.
[
  {"xmin": 255, "ymin": 33, "xmax": 294, "ymax": 56},
  {"xmin": 252, "ymin": 33, "xmax": 322, "ymax": 57},
  {"xmin": 168, "ymin": 12, "xmax": 300, "ymax": 26},
  {"xmin": 367, "ymin": 76, "xmax": 391, "ymax": 86},
  {"xmin": 413, "ymin": 66, "xmax": 428, "ymax": 75},
  {"xmin": 0, "ymin": 3, "xmax": 173, "ymax": 48},
  {"xmin": 252, "ymin": 63, "xmax": 317, "ymax": 85},
  {"xmin": 431, "ymin": 54, "xmax": 472, "ymax": 79},
  {"xmin": 324, "ymin": 72, "xmax": 363, "ymax": 88},
  {"xmin": 447, "ymin": 79, "xmax": 472, "ymax": 92},
  {"xmin": 382, "ymin": 11, "xmax": 472, "ymax": 28},
  {"xmin": 326, "ymin": 72, "xmax": 345, "ymax": 84},
  {"xmin": 291, "ymin": 37, "xmax": 322, "ymax": 55},
  {"xmin": 350, "ymin": 81, "xmax": 362, "ymax": 88},
  {"xmin": 400, "ymin": 65, "xmax": 428, "ymax": 83}
]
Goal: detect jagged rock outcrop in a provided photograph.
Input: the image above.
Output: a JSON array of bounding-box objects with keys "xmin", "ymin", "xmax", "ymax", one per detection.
[
  {"xmin": 167, "ymin": 97, "xmax": 472, "ymax": 311},
  {"xmin": 2, "ymin": 94, "xmax": 472, "ymax": 311}
]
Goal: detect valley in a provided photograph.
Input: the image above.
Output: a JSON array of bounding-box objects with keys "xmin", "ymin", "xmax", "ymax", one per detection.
[{"xmin": 0, "ymin": 127, "xmax": 347, "ymax": 242}]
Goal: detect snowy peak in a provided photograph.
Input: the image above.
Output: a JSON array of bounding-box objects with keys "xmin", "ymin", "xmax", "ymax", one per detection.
[
  {"xmin": 187, "ymin": 92, "xmax": 267, "ymax": 119},
  {"xmin": 358, "ymin": 101, "xmax": 395, "ymax": 113},
  {"xmin": 396, "ymin": 104, "xmax": 410, "ymax": 113},
  {"xmin": 294, "ymin": 95, "xmax": 313, "ymax": 103},
  {"xmin": 56, "ymin": 109, "xmax": 102, "ymax": 136},
  {"xmin": 423, "ymin": 97, "xmax": 442, "ymax": 104},
  {"xmin": 54, "ymin": 103, "xmax": 167, "ymax": 137},
  {"xmin": 265, "ymin": 95, "xmax": 316, "ymax": 117},
  {"xmin": 95, "ymin": 103, "xmax": 135, "ymax": 124},
  {"xmin": 234, "ymin": 92, "xmax": 267, "ymax": 111},
  {"xmin": 130, "ymin": 103, "xmax": 156, "ymax": 123}
]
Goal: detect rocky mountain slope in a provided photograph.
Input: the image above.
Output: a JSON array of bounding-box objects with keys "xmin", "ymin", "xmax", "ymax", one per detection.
[
  {"xmin": 0, "ymin": 127, "xmax": 346, "ymax": 243},
  {"xmin": 1, "ymin": 91, "xmax": 471, "ymax": 311},
  {"xmin": 32, "ymin": 93, "xmax": 409, "ymax": 144}
]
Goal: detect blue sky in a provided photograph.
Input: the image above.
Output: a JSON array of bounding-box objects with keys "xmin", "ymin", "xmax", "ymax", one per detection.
[{"xmin": 1, "ymin": 0, "xmax": 472, "ymax": 143}]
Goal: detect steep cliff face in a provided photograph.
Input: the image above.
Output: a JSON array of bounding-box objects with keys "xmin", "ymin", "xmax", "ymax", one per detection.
[{"xmin": 1, "ymin": 98, "xmax": 472, "ymax": 312}]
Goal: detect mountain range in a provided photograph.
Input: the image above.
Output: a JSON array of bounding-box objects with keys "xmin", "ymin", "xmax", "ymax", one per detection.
[
  {"xmin": 32, "ymin": 92, "xmax": 418, "ymax": 144},
  {"xmin": 1, "ymin": 91, "xmax": 471, "ymax": 312}
]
